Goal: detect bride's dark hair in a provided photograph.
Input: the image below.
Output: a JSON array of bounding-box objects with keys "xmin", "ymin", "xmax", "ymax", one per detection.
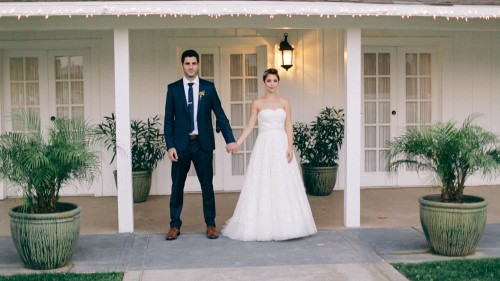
[{"xmin": 263, "ymin": 68, "xmax": 280, "ymax": 82}]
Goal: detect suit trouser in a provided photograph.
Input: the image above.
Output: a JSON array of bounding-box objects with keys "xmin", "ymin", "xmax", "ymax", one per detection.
[{"xmin": 169, "ymin": 138, "xmax": 215, "ymax": 228}]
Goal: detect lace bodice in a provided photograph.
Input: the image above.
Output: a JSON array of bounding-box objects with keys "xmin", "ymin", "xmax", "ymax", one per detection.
[{"xmin": 258, "ymin": 108, "xmax": 286, "ymax": 132}]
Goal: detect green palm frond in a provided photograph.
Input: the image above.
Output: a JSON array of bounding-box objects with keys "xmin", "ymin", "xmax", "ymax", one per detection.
[
  {"xmin": 386, "ymin": 114, "xmax": 500, "ymax": 203},
  {"xmin": 0, "ymin": 110, "xmax": 100, "ymax": 213}
]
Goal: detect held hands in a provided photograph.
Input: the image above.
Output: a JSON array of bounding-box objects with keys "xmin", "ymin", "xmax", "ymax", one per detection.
[
  {"xmin": 168, "ymin": 148, "xmax": 178, "ymax": 162},
  {"xmin": 226, "ymin": 142, "xmax": 239, "ymax": 154}
]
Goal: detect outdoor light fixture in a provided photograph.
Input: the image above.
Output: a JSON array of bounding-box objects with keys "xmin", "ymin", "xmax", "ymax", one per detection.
[{"xmin": 279, "ymin": 33, "xmax": 294, "ymax": 71}]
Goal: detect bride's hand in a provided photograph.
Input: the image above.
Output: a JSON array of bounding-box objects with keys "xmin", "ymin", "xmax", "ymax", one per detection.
[{"xmin": 286, "ymin": 148, "xmax": 293, "ymax": 163}]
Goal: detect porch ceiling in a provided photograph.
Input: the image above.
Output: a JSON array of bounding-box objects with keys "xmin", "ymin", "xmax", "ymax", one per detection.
[{"xmin": 0, "ymin": 1, "xmax": 499, "ymax": 20}]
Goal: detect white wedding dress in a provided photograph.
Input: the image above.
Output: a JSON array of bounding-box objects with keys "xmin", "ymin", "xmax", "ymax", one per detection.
[{"xmin": 222, "ymin": 108, "xmax": 317, "ymax": 241}]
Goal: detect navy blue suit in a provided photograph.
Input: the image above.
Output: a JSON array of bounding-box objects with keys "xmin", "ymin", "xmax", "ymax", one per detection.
[{"xmin": 164, "ymin": 78, "xmax": 235, "ymax": 228}]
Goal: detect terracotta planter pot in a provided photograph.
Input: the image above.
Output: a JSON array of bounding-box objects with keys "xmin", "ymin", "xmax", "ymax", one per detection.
[
  {"xmin": 9, "ymin": 202, "xmax": 80, "ymax": 269},
  {"xmin": 301, "ymin": 165, "xmax": 338, "ymax": 196},
  {"xmin": 114, "ymin": 170, "xmax": 152, "ymax": 203},
  {"xmin": 419, "ymin": 194, "xmax": 487, "ymax": 256}
]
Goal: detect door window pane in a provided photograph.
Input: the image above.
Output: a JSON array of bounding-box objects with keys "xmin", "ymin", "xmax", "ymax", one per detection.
[
  {"xmin": 201, "ymin": 54, "xmax": 215, "ymax": 77},
  {"xmin": 364, "ymin": 102, "xmax": 376, "ymax": 124},
  {"xmin": 25, "ymin": 58, "xmax": 39, "ymax": 81},
  {"xmin": 420, "ymin": 77, "xmax": 431, "ymax": 99},
  {"xmin": 406, "ymin": 53, "xmax": 418, "ymax": 75},
  {"xmin": 364, "ymin": 53, "xmax": 376, "ymax": 75},
  {"xmin": 406, "ymin": 78, "xmax": 418, "ymax": 99},
  {"xmin": 230, "ymin": 54, "xmax": 243, "ymax": 76},
  {"xmin": 378, "ymin": 102, "xmax": 390, "ymax": 123},
  {"xmin": 245, "ymin": 54, "xmax": 257, "ymax": 76},
  {"xmin": 230, "ymin": 51, "xmax": 258, "ymax": 176},
  {"xmin": 364, "ymin": 78, "xmax": 376, "ymax": 100},
  {"xmin": 9, "ymin": 57, "xmax": 40, "ymax": 132},
  {"xmin": 70, "ymin": 56, "xmax": 84, "ymax": 79},
  {"xmin": 54, "ymin": 56, "xmax": 84, "ymax": 119},
  {"xmin": 230, "ymin": 79, "xmax": 243, "ymax": 101},
  {"xmin": 365, "ymin": 126, "xmax": 376, "ymax": 148},
  {"xmin": 378, "ymin": 53, "xmax": 390, "ymax": 75},
  {"xmin": 245, "ymin": 79, "xmax": 258, "ymax": 101},
  {"xmin": 419, "ymin": 53, "xmax": 431, "ymax": 75},
  {"xmin": 231, "ymin": 104, "xmax": 243, "ymax": 126},
  {"xmin": 363, "ymin": 52, "xmax": 392, "ymax": 172},
  {"xmin": 26, "ymin": 83, "xmax": 39, "ymax": 106},
  {"xmin": 405, "ymin": 53, "xmax": 432, "ymax": 129},
  {"xmin": 365, "ymin": 151, "xmax": 376, "ymax": 172},
  {"xmin": 378, "ymin": 77, "xmax": 390, "ymax": 99}
]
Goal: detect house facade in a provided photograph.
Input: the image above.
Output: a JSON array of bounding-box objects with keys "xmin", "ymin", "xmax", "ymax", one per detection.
[{"xmin": 1, "ymin": 1, "xmax": 499, "ymax": 231}]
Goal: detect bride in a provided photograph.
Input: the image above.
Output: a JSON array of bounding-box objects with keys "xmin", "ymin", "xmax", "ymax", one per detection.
[{"xmin": 221, "ymin": 68, "xmax": 317, "ymax": 241}]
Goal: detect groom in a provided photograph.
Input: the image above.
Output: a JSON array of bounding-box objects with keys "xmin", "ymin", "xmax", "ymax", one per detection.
[{"xmin": 164, "ymin": 49, "xmax": 238, "ymax": 240}]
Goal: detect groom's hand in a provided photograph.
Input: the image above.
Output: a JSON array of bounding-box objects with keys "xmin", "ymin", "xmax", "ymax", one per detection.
[
  {"xmin": 168, "ymin": 148, "xmax": 178, "ymax": 162},
  {"xmin": 226, "ymin": 142, "xmax": 239, "ymax": 154}
]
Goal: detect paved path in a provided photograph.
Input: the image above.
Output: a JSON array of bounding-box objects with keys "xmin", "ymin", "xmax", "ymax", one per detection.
[
  {"xmin": 2, "ymin": 224, "xmax": 500, "ymax": 280},
  {"xmin": 2, "ymin": 186, "xmax": 500, "ymax": 280}
]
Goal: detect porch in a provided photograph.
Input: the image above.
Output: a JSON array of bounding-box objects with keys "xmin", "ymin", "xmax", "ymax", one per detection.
[
  {"xmin": 1, "ymin": 186, "xmax": 500, "ymax": 236},
  {"xmin": 2, "ymin": 186, "xmax": 500, "ymax": 280}
]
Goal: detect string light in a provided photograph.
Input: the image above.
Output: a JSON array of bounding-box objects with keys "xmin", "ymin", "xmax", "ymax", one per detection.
[{"xmin": 0, "ymin": 2, "xmax": 499, "ymax": 21}]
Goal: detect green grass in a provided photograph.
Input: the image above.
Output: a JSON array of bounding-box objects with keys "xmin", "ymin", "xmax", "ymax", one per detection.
[
  {"xmin": 0, "ymin": 272, "xmax": 123, "ymax": 281},
  {"xmin": 392, "ymin": 258, "xmax": 500, "ymax": 281}
]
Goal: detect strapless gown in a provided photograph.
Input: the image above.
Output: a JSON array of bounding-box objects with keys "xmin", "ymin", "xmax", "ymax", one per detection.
[{"xmin": 221, "ymin": 108, "xmax": 317, "ymax": 241}]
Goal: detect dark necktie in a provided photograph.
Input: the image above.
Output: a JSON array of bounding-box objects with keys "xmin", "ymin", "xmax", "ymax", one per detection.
[{"xmin": 188, "ymin": 82, "xmax": 194, "ymax": 133}]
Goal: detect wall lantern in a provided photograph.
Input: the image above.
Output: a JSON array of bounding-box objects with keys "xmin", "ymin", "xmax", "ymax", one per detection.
[{"xmin": 279, "ymin": 33, "xmax": 294, "ymax": 71}]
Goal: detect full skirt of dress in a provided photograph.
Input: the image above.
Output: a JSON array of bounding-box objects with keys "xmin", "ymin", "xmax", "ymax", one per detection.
[{"xmin": 221, "ymin": 123, "xmax": 317, "ymax": 241}]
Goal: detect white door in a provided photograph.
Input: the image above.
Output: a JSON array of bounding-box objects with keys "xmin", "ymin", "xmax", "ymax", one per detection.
[
  {"xmin": 175, "ymin": 45, "xmax": 267, "ymax": 192},
  {"xmin": 220, "ymin": 46, "xmax": 267, "ymax": 191},
  {"xmin": 361, "ymin": 47, "xmax": 439, "ymax": 187},
  {"xmin": 2, "ymin": 49, "xmax": 92, "ymax": 196}
]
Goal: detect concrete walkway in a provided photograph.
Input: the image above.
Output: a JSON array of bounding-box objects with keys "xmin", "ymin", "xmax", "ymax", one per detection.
[{"xmin": 1, "ymin": 186, "xmax": 500, "ymax": 280}]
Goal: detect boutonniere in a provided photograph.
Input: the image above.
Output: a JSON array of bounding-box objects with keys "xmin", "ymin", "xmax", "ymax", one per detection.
[{"xmin": 199, "ymin": 91, "xmax": 205, "ymax": 100}]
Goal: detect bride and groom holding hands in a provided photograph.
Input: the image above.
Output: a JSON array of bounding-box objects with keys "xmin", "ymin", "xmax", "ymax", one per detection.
[{"xmin": 163, "ymin": 49, "xmax": 317, "ymax": 242}]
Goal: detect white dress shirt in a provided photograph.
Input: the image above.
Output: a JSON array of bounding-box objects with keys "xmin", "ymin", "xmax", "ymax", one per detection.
[{"xmin": 183, "ymin": 76, "xmax": 199, "ymax": 135}]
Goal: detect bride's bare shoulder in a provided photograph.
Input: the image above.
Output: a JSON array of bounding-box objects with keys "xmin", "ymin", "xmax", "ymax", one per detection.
[{"xmin": 253, "ymin": 98, "xmax": 265, "ymax": 108}]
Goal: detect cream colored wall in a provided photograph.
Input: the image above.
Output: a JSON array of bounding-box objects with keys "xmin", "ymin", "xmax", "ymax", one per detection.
[
  {"xmin": 124, "ymin": 28, "xmax": 347, "ymax": 195},
  {"xmin": 448, "ymin": 31, "xmax": 500, "ymax": 185},
  {"xmin": 1, "ymin": 26, "xmax": 499, "ymax": 198}
]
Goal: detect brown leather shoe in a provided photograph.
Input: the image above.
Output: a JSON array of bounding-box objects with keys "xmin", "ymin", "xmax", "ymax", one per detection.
[
  {"xmin": 166, "ymin": 227, "xmax": 180, "ymax": 240},
  {"xmin": 206, "ymin": 226, "xmax": 219, "ymax": 239}
]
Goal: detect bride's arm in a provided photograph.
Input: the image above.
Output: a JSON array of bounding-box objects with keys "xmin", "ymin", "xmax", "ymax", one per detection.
[
  {"xmin": 236, "ymin": 100, "xmax": 259, "ymax": 147},
  {"xmin": 283, "ymin": 98, "xmax": 294, "ymax": 163}
]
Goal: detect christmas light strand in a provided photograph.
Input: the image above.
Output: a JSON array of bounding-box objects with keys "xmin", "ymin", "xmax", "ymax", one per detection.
[{"xmin": 0, "ymin": 1, "xmax": 499, "ymax": 21}]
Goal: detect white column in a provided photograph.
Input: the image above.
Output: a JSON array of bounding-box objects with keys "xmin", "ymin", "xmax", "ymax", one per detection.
[
  {"xmin": 343, "ymin": 29, "xmax": 361, "ymax": 227},
  {"xmin": 114, "ymin": 29, "xmax": 134, "ymax": 233}
]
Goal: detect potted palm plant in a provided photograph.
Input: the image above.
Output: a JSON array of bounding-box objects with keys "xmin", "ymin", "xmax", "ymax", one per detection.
[
  {"xmin": 0, "ymin": 110, "xmax": 100, "ymax": 269},
  {"xmin": 386, "ymin": 114, "xmax": 500, "ymax": 256},
  {"xmin": 96, "ymin": 113, "xmax": 167, "ymax": 203},
  {"xmin": 293, "ymin": 107, "xmax": 345, "ymax": 196}
]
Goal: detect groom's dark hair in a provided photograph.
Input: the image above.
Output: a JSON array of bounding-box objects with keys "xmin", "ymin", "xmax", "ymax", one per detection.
[{"xmin": 181, "ymin": 49, "xmax": 199, "ymax": 63}]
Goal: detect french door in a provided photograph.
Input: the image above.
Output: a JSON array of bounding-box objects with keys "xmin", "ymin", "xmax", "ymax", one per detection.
[
  {"xmin": 178, "ymin": 45, "xmax": 267, "ymax": 192},
  {"xmin": 221, "ymin": 46, "xmax": 267, "ymax": 191},
  {"xmin": 361, "ymin": 46, "xmax": 439, "ymax": 187},
  {"xmin": 2, "ymin": 49, "xmax": 92, "ymax": 196}
]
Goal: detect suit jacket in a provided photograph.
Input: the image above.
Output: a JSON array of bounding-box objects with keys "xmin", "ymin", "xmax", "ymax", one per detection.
[{"xmin": 164, "ymin": 78, "xmax": 235, "ymax": 153}]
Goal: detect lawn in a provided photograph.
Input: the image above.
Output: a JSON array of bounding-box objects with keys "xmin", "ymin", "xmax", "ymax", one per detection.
[
  {"xmin": 392, "ymin": 258, "xmax": 500, "ymax": 281},
  {"xmin": 0, "ymin": 272, "xmax": 123, "ymax": 281}
]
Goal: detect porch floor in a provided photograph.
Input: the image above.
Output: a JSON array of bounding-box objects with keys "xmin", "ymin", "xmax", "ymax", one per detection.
[
  {"xmin": 1, "ymin": 185, "xmax": 499, "ymax": 236},
  {"xmin": 2, "ymin": 186, "xmax": 500, "ymax": 280}
]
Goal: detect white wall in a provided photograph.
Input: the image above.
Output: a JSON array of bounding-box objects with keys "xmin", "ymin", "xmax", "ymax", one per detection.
[{"xmin": 1, "ymin": 26, "xmax": 499, "ymax": 198}]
